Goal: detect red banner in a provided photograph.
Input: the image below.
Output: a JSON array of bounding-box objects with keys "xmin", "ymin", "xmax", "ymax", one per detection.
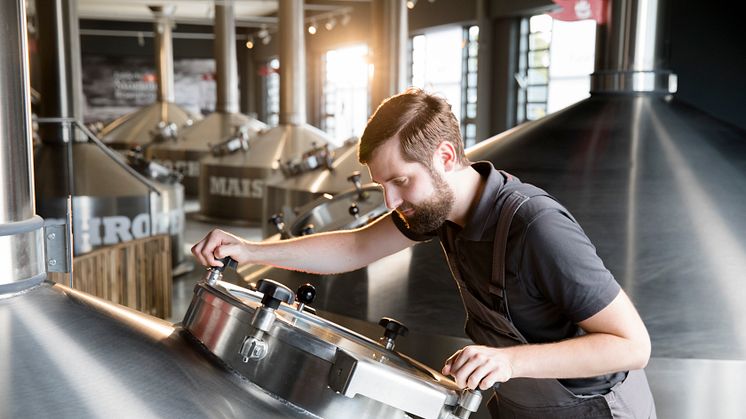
[{"xmin": 550, "ymin": 0, "xmax": 608, "ymax": 24}]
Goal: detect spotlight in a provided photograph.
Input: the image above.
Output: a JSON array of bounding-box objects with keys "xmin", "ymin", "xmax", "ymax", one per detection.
[
  {"xmin": 308, "ymin": 20, "xmax": 317, "ymax": 35},
  {"xmin": 257, "ymin": 25, "xmax": 269, "ymax": 39},
  {"xmin": 407, "ymin": 0, "xmax": 417, "ymax": 9},
  {"xmin": 262, "ymin": 34, "xmax": 271, "ymax": 45},
  {"xmin": 245, "ymin": 35, "xmax": 254, "ymax": 49},
  {"xmin": 324, "ymin": 17, "xmax": 336, "ymax": 31},
  {"xmin": 341, "ymin": 13, "xmax": 351, "ymax": 26}
]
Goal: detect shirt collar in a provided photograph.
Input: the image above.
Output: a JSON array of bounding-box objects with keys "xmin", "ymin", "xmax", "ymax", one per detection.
[{"xmin": 458, "ymin": 161, "xmax": 507, "ymax": 241}]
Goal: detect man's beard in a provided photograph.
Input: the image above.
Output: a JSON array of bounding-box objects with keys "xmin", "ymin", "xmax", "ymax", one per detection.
[{"xmin": 398, "ymin": 171, "xmax": 454, "ymax": 234}]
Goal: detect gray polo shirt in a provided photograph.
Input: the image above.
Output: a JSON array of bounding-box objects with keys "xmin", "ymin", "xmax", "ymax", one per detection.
[{"xmin": 393, "ymin": 161, "xmax": 624, "ymax": 395}]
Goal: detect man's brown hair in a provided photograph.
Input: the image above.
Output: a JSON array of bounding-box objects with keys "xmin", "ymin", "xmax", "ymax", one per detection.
[{"xmin": 358, "ymin": 88, "xmax": 469, "ymax": 169}]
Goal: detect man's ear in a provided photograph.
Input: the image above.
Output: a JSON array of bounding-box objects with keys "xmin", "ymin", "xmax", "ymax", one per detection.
[{"xmin": 434, "ymin": 141, "xmax": 457, "ymax": 172}]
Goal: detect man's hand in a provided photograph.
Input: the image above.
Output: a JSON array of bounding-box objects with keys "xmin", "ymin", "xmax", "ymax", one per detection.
[
  {"xmin": 442, "ymin": 345, "xmax": 514, "ymax": 390},
  {"xmin": 191, "ymin": 228, "xmax": 250, "ymax": 267}
]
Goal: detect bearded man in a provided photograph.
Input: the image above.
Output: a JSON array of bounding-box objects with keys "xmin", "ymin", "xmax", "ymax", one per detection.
[{"xmin": 192, "ymin": 88, "xmax": 656, "ymax": 418}]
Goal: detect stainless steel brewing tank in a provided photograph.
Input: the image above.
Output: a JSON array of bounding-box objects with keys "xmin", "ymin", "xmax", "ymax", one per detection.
[
  {"xmin": 34, "ymin": 143, "xmax": 157, "ymax": 255},
  {"xmin": 98, "ymin": 101, "xmax": 197, "ymax": 150},
  {"xmin": 263, "ymin": 139, "xmax": 373, "ymax": 237},
  {"xmin": 148, "ymin": 112, "xmax": 267, "ymax": 197},
  {"xmin": 183, "ymin": 279, "xmax": 482, "ymax": 419},
  {"xmin": 0, "ymin": 281, "xmax": 315, "ymax": 418},
  {"xmin": 197, "ymin": 124, "xmax": 335, "ymax": 225},
  {"xmin": 125, "ymin": 151, "xmax": 188, "ymax": 271}
]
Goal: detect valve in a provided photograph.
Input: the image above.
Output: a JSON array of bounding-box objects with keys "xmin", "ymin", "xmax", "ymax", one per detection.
[
  {"xmin": 204, "ymin": 256, "xmax": 238, "ymax": 286},
  {"xmin": 453, "ymin": 389, "xmax": 482, "ymax": 419},
  {"xmin": 295, "ymin": 283, "xmax": 316, "ymax": 313},
  {"xmin": 378, "ymin": 317, "xmax": 409, "ymax": 351},
  {"xmin": 301, "ymin": 224, "xmax": 315, "ymax": 236},
  {"xmin": 347, "ymin": 171, "xmax": 366, "ymax": 200},
  {"xmin": 239, "ymin": 278, "xmax": 295, "ymax": 363},
  {"xmin": 269, "ymin": 213, "xmax": 288, "ymax": 238}
]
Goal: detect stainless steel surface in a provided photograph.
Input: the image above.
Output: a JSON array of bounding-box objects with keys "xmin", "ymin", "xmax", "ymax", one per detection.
[
  {"xmin": 184, "ymin": 280, "xmax": 476, "ymax": 419},
  {"xmin": 0, "ymin": 0, "xmax": 45, "ymax": 287},
  {"xmin": 150, "ymin": 1, "xmax": 267, "ymax": 199},
  {"xmin": 125, "ymin": 151, "xmax": 187, "ymax": 267},
  {"xmin": 0, "ymin": 0, "xmax": 34, "ymax": 224},
  {"xmin": 0, "ymin": 282, "xmax": 315, "ymax": 418},
  {"xmin": 36, "ymin": 0, "xmax": 85, "ymax": 143},
  {"xmin": 279, "ymin": 0, "xmax": 306, "ymax": 126},
  {"xmin": 197, "ymin": 124, "xmax": 333, "ymax": 224},
  {"xmin": 99, "ymin": 102, "xmax": 196, "ymax": 149},
  {"xmin": 99, "ymin": 7, "xmax": 198, "ymax": 149},
  {"xmin": 263, "ymin": 139, "xmax": 374, "ymax": 236},
  {"xmin": 370, "ymin": 0, "xmax": 408, "ymax": 110},
  {"xmin": 150, "ymin": 5, "xmax": 176, "ymax": 103},
  {"xmin": 214, "ymin": 1, "xmax": 239, "ymax": 114},
  {"xmin": 645, "ymin": 357, "xmax": 746, "ymax": 419},
  {"xmin": 35, "ymin": 143, "xmax": 155, "ymax": 255},
  {"xmin": 590, "ymin": 0, "xmax": 675, "ymax": 94},
  {"xmin": 284, "ymin": 186, "xmax": 387, "ymax": 237}
]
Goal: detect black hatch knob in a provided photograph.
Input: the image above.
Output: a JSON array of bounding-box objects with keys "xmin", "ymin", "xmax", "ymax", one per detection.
[
  {"xmin": 269, "ymin": 213, "xmax": 285, "ymax": 230},
  {"xmin": 256, "ymin": 279, "xmax": 295, "ymax": 310},
  {"xmin": 301, "ymin": 224, "xmax": 315, "ymax": 236},
  {"xmin": 348, "ymin": 202, "xmax": 360, "ymax": 216},
  {"xmin": 347, "ymin": 171, "xmax": 361, "ymax": 184},
  {"xmin": 296, "ymin": 283, "xmax": 316, "ymax": 305},
  {"xmin": 213, "ymin": 256, "xmax": 238, "ymax": 272},
  {"xmin": 379, "ymin": 317, "xmax": 409, "ymax": 341}
]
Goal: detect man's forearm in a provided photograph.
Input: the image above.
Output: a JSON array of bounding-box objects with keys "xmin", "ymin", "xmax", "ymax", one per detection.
[
  {"xmin": 506, "ymin": 332, "xmax": 650, "ymax": 379},
  {"xmin": 245, "ymin": 230, "xmax": 369, "ymax": 275}
]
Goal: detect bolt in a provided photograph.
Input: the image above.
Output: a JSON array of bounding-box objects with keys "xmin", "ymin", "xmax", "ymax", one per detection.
[
  {"xmin": 47, "ymin": 233, "xmax": 56, "ymax": 240},
  {"xmin": 49, "ymin": 259, "xmax": 57, "ymax": 266}
]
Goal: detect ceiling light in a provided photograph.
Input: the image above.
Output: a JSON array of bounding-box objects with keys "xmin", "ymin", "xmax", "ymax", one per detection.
[
  {"xmin": 341, "ymin": 13, "xmax": 351, "ymax": 26},
  {"xmin": 324, "ymin": 17, "xmax": 336, "ymax": 31},
  {"xmin": 308, "ymin": 20, "xmax": 317, "ymax": 35},
  {"xmin": 407, "ymin": 0, "xmax": 417, "ymax": 9},
  {"xmin": 262, "ymin": 34, "xmax": 271, "ymax": 45},
  {"xmin": 245, "ymin": 35, "xmax": 254, "ymax": 49}
]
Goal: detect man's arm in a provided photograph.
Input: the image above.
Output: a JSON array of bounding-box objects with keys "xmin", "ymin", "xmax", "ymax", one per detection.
[
  {"xmin": 191, "ymin": 212, "xmax": 416, "ymax": 275},
  {"xmin": 442, "ymin": 289, "xmax": 651, "ymax": 390}
]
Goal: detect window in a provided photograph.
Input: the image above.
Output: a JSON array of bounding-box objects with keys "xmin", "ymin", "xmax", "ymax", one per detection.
[
  {"xmin": 411, "ymin": 25, "xmax": 479, "ymax": 146},
  {"xmin": 261, "ymin": 58, "xmax": 280, "ymax": 127},
  {"xmin": 320, "ymin": 44, "xmax": 370, "ymax": 142},
  {"xmin": 517, "ymin": 14, "xmax": 596, "ymax": 123}
]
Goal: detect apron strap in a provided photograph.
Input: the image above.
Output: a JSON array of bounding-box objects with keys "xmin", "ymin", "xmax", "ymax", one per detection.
[{"xmin": 488, "ymin": 190, "xmax": 530, "ymax": 303}]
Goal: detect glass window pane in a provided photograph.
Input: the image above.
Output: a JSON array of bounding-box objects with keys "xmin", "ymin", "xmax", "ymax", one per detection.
[
  {"xmin": 527, "ymin": 68, "xmax": 548, "ymax": 85},
  {"xmin": 529, "ymin": 15, "xmax": 552, "ymax": 33},
  {"xmin": 529, "ymin": 32, "xmax": 550, "ymax": 50},
  {"xmin": 468, "ymin": 57, "xmax": 478, "ymax": 73},
  {"xmin": 467, "ymin": 103, "xmax": 477, "ymax": 118},
  {"xmin": 529, "ymin": 50, "xmax": 550, "ymax": 68},
  {"xmin": 527, "ymin": 104, "xmax": 547, "ymax": 120},
  {"xmin": 467, "ymin": 73, "xmax": 477, "ymax": 88},
  {"xmin": 527, "ymin": 85, "xmax": 547, "ymax": 102},
  {"xmin": 469, "ymin": 25, "xmax": 479, "ymax": 41}
]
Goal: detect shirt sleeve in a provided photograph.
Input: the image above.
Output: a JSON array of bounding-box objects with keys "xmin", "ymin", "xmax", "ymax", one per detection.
[
  {"xmin": 519, "ymin": 203, "xmax": 621, "ymax": 323},
  {"xmin": 391, "ymin": 210, "xmax": 435, "ymax": 242}
]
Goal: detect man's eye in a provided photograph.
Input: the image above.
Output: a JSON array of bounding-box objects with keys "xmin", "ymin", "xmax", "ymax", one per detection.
[{"xmin": 393, "ymin": 178, "xmax": 407, "ymax": 186}]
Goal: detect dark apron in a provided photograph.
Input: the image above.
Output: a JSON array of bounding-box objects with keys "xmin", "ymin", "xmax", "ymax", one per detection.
[{"xmin": 443, "ymin": 183, "xmax": 657, "ymax": 419}]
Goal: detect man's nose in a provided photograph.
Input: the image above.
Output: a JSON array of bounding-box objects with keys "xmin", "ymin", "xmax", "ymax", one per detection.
[{"xmin": 384, "ymin": 187, "xmax": 402, "ymax": 210}]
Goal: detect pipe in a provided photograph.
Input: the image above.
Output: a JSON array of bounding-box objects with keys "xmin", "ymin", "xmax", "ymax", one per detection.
[
  {"xmin": 278, "ymin": 0, "xmax": 306, "ymax": 125},
  {"xmin": 36, "ymin": 0, "xmax": 84, "ymax": 143},
  {"xmin": 150, "ymin": 5, "xmax": 176, "ymax": 104},
  {"xmin": 370, "ymin": 0, "xmax": 408, "ymax": 110},
  {"xmin": 215, "ymin": 1, "xmax": 240, "ymax": 114},
  {"xmin": 591, "ymin": 0, "xmax": 675, "ymax": 94},
  {"xmin": 0, "ymin": 0, "xmax": 46, "ymax": 288}
]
